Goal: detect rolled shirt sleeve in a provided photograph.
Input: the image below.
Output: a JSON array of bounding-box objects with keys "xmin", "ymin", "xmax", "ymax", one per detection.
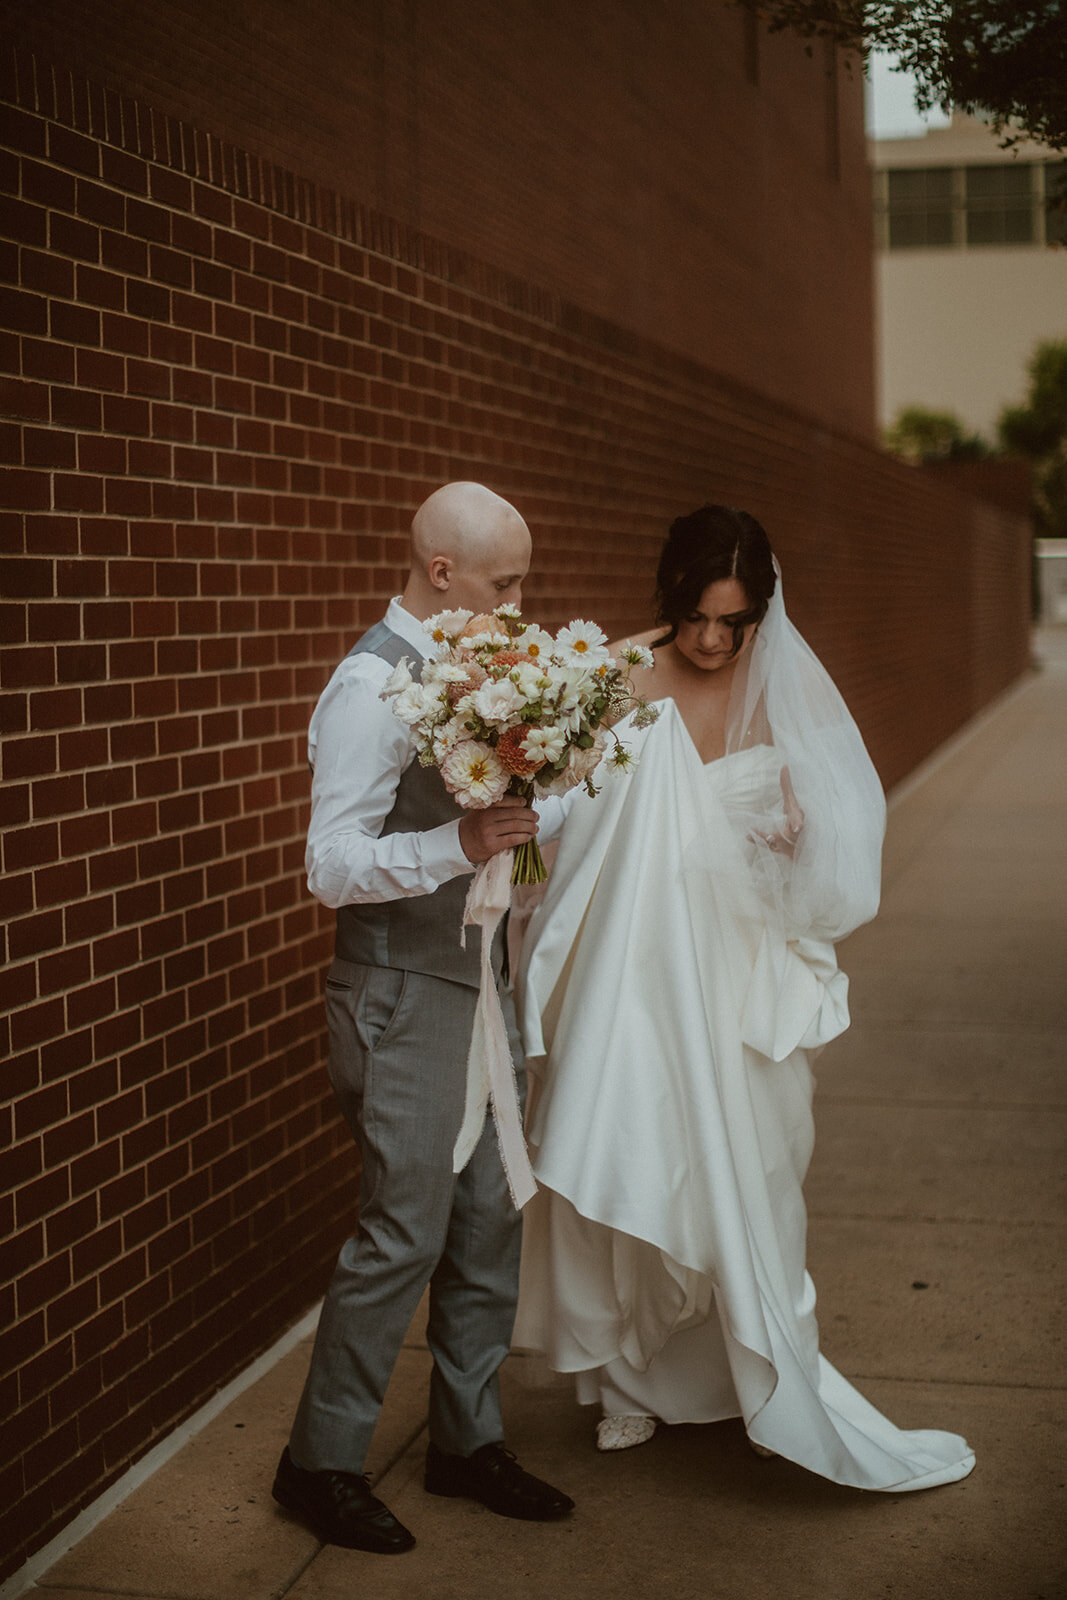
[{"xmin": 305, "ymin": 646, "xmax": 473, "ymax": 908}]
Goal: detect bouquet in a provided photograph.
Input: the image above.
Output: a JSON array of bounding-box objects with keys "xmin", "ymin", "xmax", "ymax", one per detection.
[{"xmin": 380, "ymin": 605, "xmax": 659, "ymax": 884}]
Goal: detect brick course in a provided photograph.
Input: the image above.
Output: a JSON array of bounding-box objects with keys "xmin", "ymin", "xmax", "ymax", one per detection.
[{"xmin": 0, "ymin": 14, "xmax": 1031, "ymax": 1586}]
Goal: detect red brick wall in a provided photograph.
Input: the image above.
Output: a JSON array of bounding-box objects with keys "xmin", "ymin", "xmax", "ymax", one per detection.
[
  {"xmin": 0, "ymin": 0, "xmax": 877, "ymax": 441},
  {"xmin": 0, "ymin": 25, "xmax": 1030, "ymax": 1587}
]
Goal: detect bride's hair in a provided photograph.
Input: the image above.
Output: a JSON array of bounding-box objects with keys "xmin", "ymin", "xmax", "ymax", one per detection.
[{"xmin": 653, "ymin": 504, "xmax": 777, "ymax": 656}]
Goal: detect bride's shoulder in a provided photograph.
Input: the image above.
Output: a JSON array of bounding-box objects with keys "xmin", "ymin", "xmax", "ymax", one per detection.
[{"xmin": 608, "ymin": 630, "xmax": 665, "ymax": 703}]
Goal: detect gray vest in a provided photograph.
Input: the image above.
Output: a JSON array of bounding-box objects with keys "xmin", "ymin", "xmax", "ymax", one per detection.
[{"xmin": 333, "ymin": 621, "xmax": 499, "ymax": 989}]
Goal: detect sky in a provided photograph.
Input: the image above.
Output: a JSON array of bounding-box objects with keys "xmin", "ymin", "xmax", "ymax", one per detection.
[{"xmin": 864, "ymin": 50, "xmax": 952, "ymax": 141}]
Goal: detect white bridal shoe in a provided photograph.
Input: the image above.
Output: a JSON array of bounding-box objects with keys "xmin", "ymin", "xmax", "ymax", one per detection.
[{"xmin": 596, "ymin": 1414, "xmax": 657, "ymax": 1452}]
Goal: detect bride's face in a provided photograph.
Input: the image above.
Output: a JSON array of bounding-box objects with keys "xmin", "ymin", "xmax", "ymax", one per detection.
[{"xmin": 673, "ymin": 578, "xmax": 758, "ymax": 672}]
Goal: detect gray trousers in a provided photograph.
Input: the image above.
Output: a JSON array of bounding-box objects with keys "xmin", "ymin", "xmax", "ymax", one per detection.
[{"xmin": 289, "ymin": 959, "xmax": 525, "ymax": 1473}]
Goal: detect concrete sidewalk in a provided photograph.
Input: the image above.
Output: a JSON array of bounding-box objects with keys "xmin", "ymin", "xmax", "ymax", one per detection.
[{"xmin": 16, "ymin": 634, "xmax": 1067, "ymax": 1600}]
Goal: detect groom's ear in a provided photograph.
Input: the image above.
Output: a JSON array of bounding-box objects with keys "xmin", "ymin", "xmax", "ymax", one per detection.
[{"xmin": 428, "ymin": 554, "xmax": 453, "ymax": 592}]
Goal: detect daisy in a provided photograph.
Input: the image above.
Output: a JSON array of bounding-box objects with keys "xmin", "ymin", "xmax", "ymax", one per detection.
[
  {"xmin": 441, "ymin": 740, "xmax": 510, "ymax": 807},
  {"xmin": 620, "ymin": 641, "xmax": 655, "ymax": 670},
  {"xmin": 517, "ymin": 625, "xmax": 556, "ymax": 663},
  {"xmin": 556, "ymin": 619, "xmax": 610, "ymax": 668}
]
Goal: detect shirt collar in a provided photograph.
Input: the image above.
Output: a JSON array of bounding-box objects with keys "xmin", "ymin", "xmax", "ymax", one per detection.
[{"xmin": 384, "ymin": 596, "xmax": 434, "ymax": 659}]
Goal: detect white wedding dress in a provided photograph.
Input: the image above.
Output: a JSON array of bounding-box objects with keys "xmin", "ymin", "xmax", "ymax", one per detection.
[{"xmin": 515, "ymin": 700, "xmax": 975, "ymax": 1492}]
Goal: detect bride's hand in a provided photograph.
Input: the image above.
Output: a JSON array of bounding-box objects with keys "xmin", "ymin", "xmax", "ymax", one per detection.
[{"xmin": 755, "ymin": 765, "xmax": 805, "ymax": 857}]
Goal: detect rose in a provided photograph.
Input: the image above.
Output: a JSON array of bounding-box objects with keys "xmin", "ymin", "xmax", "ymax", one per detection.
[{"xmin": 467, "ymin": 677, "xmax": 528, "ymax": 726}]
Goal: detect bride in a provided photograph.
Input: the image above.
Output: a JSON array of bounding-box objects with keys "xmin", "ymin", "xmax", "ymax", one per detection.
[{"xmin": 515, "ymin": 505, "xmax": 975, "ymax": 1491}]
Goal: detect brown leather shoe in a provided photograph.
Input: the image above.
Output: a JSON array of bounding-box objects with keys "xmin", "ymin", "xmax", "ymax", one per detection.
[
  {"xmin": 424, "ymin": 1440, "xmax": 574, "ymax": 1520},
  {"xmin": 272, "ymin": 1446, "xmax": 415, "ymax": 1553}
]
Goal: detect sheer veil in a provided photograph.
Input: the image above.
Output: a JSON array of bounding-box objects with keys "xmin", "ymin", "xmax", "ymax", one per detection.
[{"xmin": 723, "ymin": 562, "xmax": 886, "ymax": 944}]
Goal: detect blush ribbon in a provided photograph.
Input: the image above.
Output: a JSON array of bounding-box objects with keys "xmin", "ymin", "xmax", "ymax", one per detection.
[{"xmin": 454, "ymin": 851, "xmax": 537, "ymax": 1209}]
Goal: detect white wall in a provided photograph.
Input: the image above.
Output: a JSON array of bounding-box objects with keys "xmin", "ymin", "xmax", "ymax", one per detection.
[{"xmin": 876, "ymin": 247, "xmax": 1067, "ymax": 437}]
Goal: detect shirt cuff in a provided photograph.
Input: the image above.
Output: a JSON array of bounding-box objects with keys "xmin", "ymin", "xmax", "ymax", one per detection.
[{"xmin": 420, "ymin": 818, "xmax": 474, "ymax": 883}]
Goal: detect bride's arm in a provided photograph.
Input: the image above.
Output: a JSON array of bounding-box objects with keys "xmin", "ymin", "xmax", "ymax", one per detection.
[{"xmin": 533, "ymin": 790, "xmax": 578, "ymax": 842}]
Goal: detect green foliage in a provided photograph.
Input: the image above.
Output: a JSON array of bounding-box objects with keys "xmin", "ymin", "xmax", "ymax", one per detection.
[
  {"xmin": 885, "ymin": 406, "xmax": 991, "ymax": 463},
  {"xmin": 997, "ymin": 339, "xmax": 1067, "ymax": 533},
  {"xmin": 738, "ymin": 2, "xmax": 1067, "ymax": 152}
]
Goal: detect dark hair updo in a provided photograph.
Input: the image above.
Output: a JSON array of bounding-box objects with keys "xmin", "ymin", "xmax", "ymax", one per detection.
[{"xmin": 653, "ymin": 504, "xmax": 777, "ymax": 657}]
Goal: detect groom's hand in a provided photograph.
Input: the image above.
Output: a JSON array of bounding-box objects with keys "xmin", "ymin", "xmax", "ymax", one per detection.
[{"xmin": 459, "ymin": 797, "xmax": 539, "ymax": 863}]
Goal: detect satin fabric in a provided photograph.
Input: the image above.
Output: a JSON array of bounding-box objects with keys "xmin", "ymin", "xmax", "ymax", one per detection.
[{"xmin": 515, "ymin": 702, "xmax": 975, "ymax": 1492}]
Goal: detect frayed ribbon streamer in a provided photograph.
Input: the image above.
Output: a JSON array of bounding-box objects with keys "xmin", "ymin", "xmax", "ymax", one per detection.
[{"xmin": 454, "ymin": 851, "xmax": 537, "ymax": 1209}]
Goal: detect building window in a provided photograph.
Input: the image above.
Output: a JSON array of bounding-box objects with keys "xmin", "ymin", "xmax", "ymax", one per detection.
[
  {"xmin": 885, "ymin": 168, "xmax": 955, "ymax": 248},
  {"xmin": 965, "ymin": 164, "xmax": 1035, "ymax": 244},
  {"xmin": 877, "ymin": 161, "xmax": 1067, "ymax": 250},
  {"xmin": 1046, "ymin": 162, "xmax": 1067, "ymax": 246}
]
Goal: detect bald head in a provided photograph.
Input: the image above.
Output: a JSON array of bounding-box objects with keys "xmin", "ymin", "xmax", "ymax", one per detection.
[{"xmin": 403, "ymin": 481, "xmax": 531, "ymax": 619}]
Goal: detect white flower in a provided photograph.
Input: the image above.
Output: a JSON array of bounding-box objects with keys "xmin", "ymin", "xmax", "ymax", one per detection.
[
  {"xmin": 551, "ymin": 664, "xmax": 594, "ymax": 711},
  {"xmin": 468, "ymin": 677, "xmax": 527, "ymax": 725},
  {"xmin": 548, "ymin": 665, "xmax": 597, "ymax": 732},
  {"xmin": 509, "ymin": 661, "xmax": 550, "ymax": 700},
  {"xmin": 379, "ymin": 656, "xmax": 414, "ymax": 699},
  {"xmin": 431, "ymin": 716, "xmax": 469, "ymax": 760},
  {"xmin": 556, "ymin": 619, "xmax": 611, "ymax": 668},
  {"xmin": 392, "ymin": 682, "xmax": 437, "ymax": 727},
  {"xmin": 422, "ymin": 660, "xmax": 469, "ymax": 686},
  {"xmin": 607, "ymin": 742, "xmax": 639, "ymax": 773},
  {"xmin": 621, "ymin": 641, "xmax": 655, "ymax": 670},
  {"xmin": 523, "ymin": 724, "xmax": 567, "ymax": 764},
  {"xmin": 494, "ymin": 603, "xmax": 522, "ymax": 621},
  {"xmin": 517, "ymin": 625, "xmax": 555, "ymax": 662},
  {"xmin": 466, "ymin": 631, "xmax": 508, "ymax": 653},
  {"xmin": 424, "ymin": 609, "xmax": 474, "ymax": 645},
  {"xmin": 632, "ymin": 699, "xmax": 660, "ymax": 728},
  {"xmin": 441, "ymin": 740, "xmax": 510, "ymax": 807}
]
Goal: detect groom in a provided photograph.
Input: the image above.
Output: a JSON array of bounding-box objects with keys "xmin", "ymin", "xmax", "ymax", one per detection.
[{"xmin": 272, "ymin": 483, "xmax": 574, "ymax": 1553}]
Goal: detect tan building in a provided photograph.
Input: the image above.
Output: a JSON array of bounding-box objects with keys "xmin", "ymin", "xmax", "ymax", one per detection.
[{"xmin": 871, "ymin": 113, "xmax": 1067, "ymax": 438}]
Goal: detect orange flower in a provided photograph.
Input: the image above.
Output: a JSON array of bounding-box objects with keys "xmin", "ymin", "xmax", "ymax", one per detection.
[
  {"xmin": 496, "ymin": 724, "xmax": 546, "ymax": 777},
  {"xmin": 446, "ymin": 663, "xmax": 487, "ymax": 705},
  {"xmin": 487, "ymin": 649, "xmax": 533, "ymax": 675}
]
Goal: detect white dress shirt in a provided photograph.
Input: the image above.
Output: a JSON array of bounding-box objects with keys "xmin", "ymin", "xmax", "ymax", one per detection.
[
  {"xmin": 305, "ymin": 598, "xmax": 470, "ymax": 908},
  {"xmin": 305, "ymin": 597, "xmax": 569, "ymax": 909}
]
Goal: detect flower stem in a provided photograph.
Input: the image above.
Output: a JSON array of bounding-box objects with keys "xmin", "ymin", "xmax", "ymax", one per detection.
[{"xmin": 511, "ymin": 836, "xmax": 547, "ymax": 885}]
